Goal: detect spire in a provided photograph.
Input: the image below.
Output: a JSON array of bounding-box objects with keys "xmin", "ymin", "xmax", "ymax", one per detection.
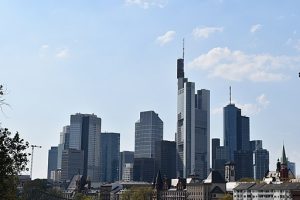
[
  {"xmin": 281, "ymin": 144, "xmax": 287, "ymax": 165},
  {"xmin": 182, "ymin": 38, "xmax": 185, "ymax": 60},
  {"xmin": 229, "ymin": 86, "xmax": 232, "ymax": 104}
]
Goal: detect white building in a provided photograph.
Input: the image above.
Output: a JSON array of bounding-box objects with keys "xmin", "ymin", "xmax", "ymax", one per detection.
[{"xmin": 122, "ymin": 163, "xmax": 133, "ymax": 182}]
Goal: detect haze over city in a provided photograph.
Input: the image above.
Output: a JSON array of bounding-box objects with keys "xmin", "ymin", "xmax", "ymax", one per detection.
[{"xmin": 0, "ymin": 0, "xmax": 299, "ymax": 180}]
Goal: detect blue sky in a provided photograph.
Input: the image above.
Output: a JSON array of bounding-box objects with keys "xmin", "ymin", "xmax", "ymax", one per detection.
[{"xmin": 0, "ymin": 0, "xmax": 299, "ymax": 179}]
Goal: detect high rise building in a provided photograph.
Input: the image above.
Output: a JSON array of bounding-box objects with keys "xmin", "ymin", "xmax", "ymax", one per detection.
[
  {"xmin": 155, "ymin": 140, "xmax": 176, "ymax": 179},
  {"xmin": 120, "ymin": 151, "xmax": 134, "ymax": 181},
  {"xmin": 100, "ymin": 132, "xmax": 120, "ymax": 183},
  {"xmin": 134, "ymin": 111, "xmax": 163, "ymax": 159},
  {"xmin": 122, "ymin": 163, "xmax": 133, "ymax": 182},
  {"xmin": 57, "ymin": 125, "xmax": 70, "ymax": 170},
  {"xmin": 176, "ymin": 52, "xmax": 210, "ymax": 179},
  {"xmin": 47, "ymin": 146, "xmax": 58, "ymax": 180},
  {"xmin": 288, "ymin": 161, "xmax": 296, "ymax": 177},
  {"xmin": 253, "ymin": 148, "xmax": 269, "ymax": 180},
  {"xmin": 69, "ymin": 113, "xmax": 101, "ymax": 182},
  {"xmin": 61, "ymin": 148, "xmax": 84, "ymax": 181},
  {"xmin": 223, "ymin": 100, "xmax": 252, "ymax": 180},
  {"xmin": 133, "ymin": 157, "xmax": 156, "ymax": 182},
  {"xmin": 212, "ymin": 138, "xmax": 220, "ymax": 170},
  {"xmin": 251, "ymin": 140, "xmax": 269, "ymax": 180}
]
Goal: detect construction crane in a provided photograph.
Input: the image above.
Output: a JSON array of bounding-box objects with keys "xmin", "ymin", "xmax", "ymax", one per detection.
[{"xmin": 30, "ymin": 145, "xmax": 42, "ymax": 179}]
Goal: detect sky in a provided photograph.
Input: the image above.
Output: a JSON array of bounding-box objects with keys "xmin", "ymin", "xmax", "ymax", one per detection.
[{"xmin": 0, "ymin": 0, "xmax": 299, "ymax": 179}]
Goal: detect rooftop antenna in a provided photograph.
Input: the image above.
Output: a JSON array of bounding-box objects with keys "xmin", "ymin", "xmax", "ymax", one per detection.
[
  {"xmin": 229, "ymin": 86, "xmax": 232, "ymax": 104},
  {"xmin": 182, "ymin": 38, "xmax": 185, "ymax": 60}
]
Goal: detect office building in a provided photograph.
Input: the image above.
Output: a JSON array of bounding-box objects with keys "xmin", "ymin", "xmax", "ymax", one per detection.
[
  {"xmin": 134, "ymin": 111, "xmax": 163, "ymax": 158},
  {"xmin": 212, "ymin": 138, "xmax": 228, "ymax": 178},
  {"xmin": 253, "ymin": 148, "xmax": 269, "ymax": 180},
  {"xmin": 250, "ymin": 140, "xmax": 262, "ymax": 152},
  {"xmin": 47, "ymin": 146, "xmax": 58, "ymax": 180},
  {"xmin": 61, "ymin": 148, "xmax": 84, "ymax": 181},
  {"xmin": 176, "ymin": 53, "xmax": 210, "ymax": 179},
  {"xmin": 57, "ymin": 126, "xmax": 70, "ymax": 169},
  {"xmin": 212, "ymin": 138, "xmax": 220, "ymax": 170},
  {"xmin": 120, "ymin": 151, "xmax": 134, "ymax": 181},
  {"xmin": 155, "ymin": 140, "xmax": 176, "ymax": 179},
  {"xmin": 122, "ymin": 163, "xmax": 133, "ymax": 182},
  {"xmin": 223, "ymin": 100, "xmax": 252, "ymax": 180},
  {"xmin": 133, "ymin": 158, "xmax": 155, "ymax": 183},
  {"xmin": 69, "ymin": 113, "xmax": 101, "ymax": 182},
  {"xmin": 100, "ymin": 132, "xmax": 120, "ymax": 183},
  {"xmin": 288, "ymin": 161, "xmax": 296, "ymax": 177}
]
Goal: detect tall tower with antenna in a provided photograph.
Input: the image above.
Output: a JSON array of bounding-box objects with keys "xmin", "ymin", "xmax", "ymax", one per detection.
[{"xmin": 176, "ymin": 40, "xmax": 210, "ymax": 179}]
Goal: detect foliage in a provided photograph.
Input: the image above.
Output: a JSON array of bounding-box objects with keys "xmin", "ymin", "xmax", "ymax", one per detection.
[
  {"xmin": 74, "ymin": 193, "xmax": 93, "ymax": 200},
  {"xmin": 21, "ymin": 179, "xmax": 64, "ymax": 200},
  {"xmin": 121, "ymin": 187, "xmax": 152, "ymax": 200},
  {"xmin": 0, "ymin": 128, "xmax": 30, "ymax": 200},
  {"xmin": 0, "ymin": 85, "xmax": 30, "ymax": 199},
  {"xmin": 221, "ymin": 194, "xmax": 233, "ymax": 200},
  {"xmin": 238, "ymin": 177, "xmax": 258, "ymax": 182}
]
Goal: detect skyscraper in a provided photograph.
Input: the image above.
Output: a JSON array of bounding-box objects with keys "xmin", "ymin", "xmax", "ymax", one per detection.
[
  {"xmin": 176, "ymin": 52, "xmax": 210, "ymax": 179},
  {"xmin": 134, "ymin": 111, "xmax": 163, "ymax": 159},
  {"xmin": 251, "ymin": 140, "xmax": 269, "ymax": 180},
  {"xmin": 69, "ymin": 113, "xmax": 101, "ymax": 182},
  {"xmin": 100, "ymin": 132, "xmax": 120, "ymax": 183},
  {"xmin": 155, "ymin": 140, "xmax": 176, "ymax": 179},
  {"xmin": 47, "ymin": 146, "xmax": 58, "ymax": 180},
  {"xmin": 57, "ymin": 125, "xmax": 70, "ymax": 170},
  {"xmin": 224, "ymin": 100, "xmax": 252, "ymax": 180},
  {"xmin": 119, "ymin": 151, "xmax": 134, "ymax": 181},
  {"xmin": 61, "ymin": 148, "xmax": 84, "ymax": 181}
]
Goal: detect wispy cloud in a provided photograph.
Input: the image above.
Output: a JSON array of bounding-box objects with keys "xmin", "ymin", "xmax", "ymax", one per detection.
[
  {"xmin": 156, "ymin": 31, "xmax": 176, "ymax": 46},
  {"xmin": 189, "ymin": 47, "xmax": 299, "ymax": 82},
  {"xmin": 250, "ymin": 24, "xmax": 262, "ymax": 33},
  {"xmin": 56, "ymin": 48, "xmax": 70, "ymax": 59},
  {"xmin": 192, "ymin": 26, "xmax": 223, "ymax": 39},
  {"xmin": 212, "ymin": 94, "xmax": 270, "ymax": 116},
  {"xmin": 125, "ymin": 0, "xmax": 168, "ymax": 9}
]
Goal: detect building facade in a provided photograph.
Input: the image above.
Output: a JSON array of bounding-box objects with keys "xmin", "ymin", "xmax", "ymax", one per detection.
[
  {"xmin": 155, "ymin": 140, "xmax": 176, "ymax": 179},
  {"xmin": 133, "ymin": 157, "xmax": 156, "ymax": 183},
  {"xmin": 69, "ymin": 113, "xmax": 101, "ymax": 182},
  {"xmin": 134, "ymin": 111, "xmax": 163, "ymax": 159},
  {"xmin": 61, "ymin": 148, "xmax": 84, "ymax": 181},
  {"xmin": 176, "ymin": 56, "xmax": 210, "ymax": 179},
  {"xmin": 47, "ymin": 146, "xmax": 58, "ymax": 180},
  {"xmin": 120, "ymin": 151, "xmax": 134, "ymax": 181},
  {"xmin": 100, "ymin": 132, "xmax": 120, "ymax": 183}
]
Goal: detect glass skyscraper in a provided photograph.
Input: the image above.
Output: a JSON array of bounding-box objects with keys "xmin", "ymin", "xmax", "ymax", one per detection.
[
  {"xmin": 100, "ymin": 132, "xmax": 120, "ymax": 183},
  {"xmin": 176, "ymin": 56, "xmax": 210, "ymax": 179},
  {"xmin": 134, "ymin": 111, "xmax": 163, "ymax": 159},
  {"xmin": 69, "ymin": 113, "xmax": 101, "ymax": 182}
]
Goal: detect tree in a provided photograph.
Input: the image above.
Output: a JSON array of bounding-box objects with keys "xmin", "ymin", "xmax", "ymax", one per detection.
[
  {"xmin": 221, "ymin": 194, "xmax": 233, "ymax": 200},
  {"xmin": 0, "ymin": 85, "xmax": 30, "ymax": 200},
  {"xmin": 120, "ymin": 187, "xmax": 152, "ymax": 200}
]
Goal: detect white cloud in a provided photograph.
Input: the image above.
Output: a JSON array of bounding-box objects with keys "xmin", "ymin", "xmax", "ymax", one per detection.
[
  {"xmin": 250, "ymin": 24, "xmax": 262, "ymax": 33},
  {"xmin": 41, "ymin": 44, "xmax": 49, "ymax": 49},
  {"xmin": 156, "ymin": 31, "xmax": 176, "ymax": 46},
  {"xmin": 192, "ymin": 26, "xmax": 223, "ymax": 39},
  {"xmin": 56, "ymin": 48, "xmax": 70, "ymax": 59},
  {"xmin": 125, "ymin": 0, "xmax": 167, "ymax": 9},
  {"xmin": 189, "ymin": 47, "xmax": 299, "ymax": 82},
  {"xmin": 212, "ymin": 94, "xmax": 270, "ymax": 116}
]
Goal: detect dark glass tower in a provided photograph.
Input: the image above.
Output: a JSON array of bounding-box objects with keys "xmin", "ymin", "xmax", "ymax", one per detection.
[
  {"xmin": 100, "ymin": 132, "xmax": 120, "ymax": 183},
  {"xmin": 47, "ymin": 146, "xmax": 58, "ymax": 180},
  {"xmin": 155, "ymin": 140, "xmax": 176, "ymax": 179}
]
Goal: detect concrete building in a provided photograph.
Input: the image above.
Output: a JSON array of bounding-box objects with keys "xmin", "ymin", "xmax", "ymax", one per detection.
[
  {"xmin": 122, "ymin": 163, "xmax": 133, "ymax": 181},
  {"xmin": 61, "ymin": 148, "xmax": 84, "ymax": 181},
  {"xmin": 100, "ymin": 132, "xmax": 120, "ymax": 183},
  {"xmin": 119, "ymin": 151, "xmax": 134, "ymax": 180},
  {"xmin": 69, "ymin": 113, "xmax": 101, "ymax": 182},
  {"xmin": 155, "ymin": 140, "xmax": 176, "ymax": 179},
  {"xmin": 134, "ymin": 111, "xmax": 163, "ymax": 159},
  {"xmin": 176, "ymin": 54, "xmax": 210, "ymax": 179},
  {"xmin": 47, "ymin": 146, "xmax": 58, "ymax": 180},
  {"xmin": 233, "ymin": 182, "xmax": 300, "ymax": 200}
]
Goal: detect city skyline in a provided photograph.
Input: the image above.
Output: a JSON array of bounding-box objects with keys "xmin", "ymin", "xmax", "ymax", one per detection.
[{"xmin": 0, "ymin": 1, "xmax": 300, "ymax": 179}]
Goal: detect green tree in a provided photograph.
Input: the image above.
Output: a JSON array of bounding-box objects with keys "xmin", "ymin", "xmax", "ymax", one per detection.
[
  {"xmin": 221, "ymin": 194, "xmax": 233, "ymax": 200},
  {"xmin": 120, "ymin": 187, "xmax": 152, "ymax": 200},
  {"xmin": 0, "ymin": 85, "xmax": 30, "ymax": 200}
]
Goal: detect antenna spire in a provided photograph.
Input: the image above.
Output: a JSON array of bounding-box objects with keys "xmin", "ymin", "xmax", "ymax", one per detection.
[
  {"xmin": 229, "ymin": 86, "xmax": 232, "ymax": 104},
  {"xmin": 182, "ymin": 38, "xmax": 185, "ymax": 60}
]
